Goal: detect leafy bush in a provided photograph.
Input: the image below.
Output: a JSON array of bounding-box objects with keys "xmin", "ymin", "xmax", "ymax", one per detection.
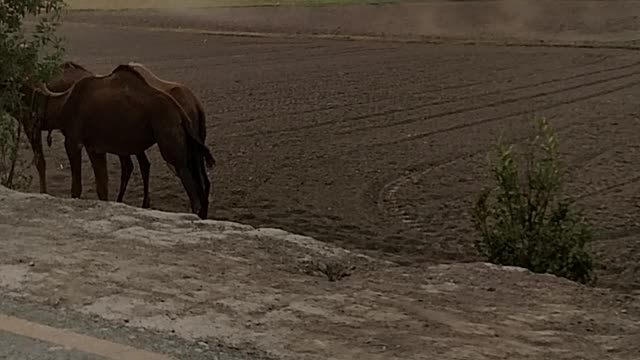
[
  {"xmin": 0, "ymin": 0, "xmax": 66, "ymax": 189},
  {"xmin": 471, "ymin": 117, "xmax": 595, "ymax": 284}
]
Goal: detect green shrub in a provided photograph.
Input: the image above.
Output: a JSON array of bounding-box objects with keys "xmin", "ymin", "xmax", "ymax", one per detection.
[
  {"xmin": 472, "ymin": 117, "xmax": 594, "ymax": 284},
  {"xmin": 0, "ymin": 0, "xmax": 66, "ymax": 189}
]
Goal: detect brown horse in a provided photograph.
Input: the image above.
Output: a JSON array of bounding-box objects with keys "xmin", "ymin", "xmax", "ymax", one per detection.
[
  {"xmin": 116, "ymin": 62, "xmax": 210, "ymax": 209},
  {"xmin": 31, "ymin": 64, "xmax": 214, "ymax": 219},
  {"xmin": 15, "ymin": 61, "xmax": 91, "ymax": 194}
]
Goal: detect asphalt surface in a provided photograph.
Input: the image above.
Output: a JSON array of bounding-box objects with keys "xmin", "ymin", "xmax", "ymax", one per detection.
[
  {"xmin": 0, "ymin": 296, "xmax": 268, "ymax": 360},
  {"xmin": 0, "ymin": 330, "xmax": 109, "ymax": 360}
]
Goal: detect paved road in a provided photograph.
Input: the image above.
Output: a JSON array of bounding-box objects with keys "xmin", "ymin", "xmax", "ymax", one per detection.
[
  {"xmin": 0, "ymin": 331, "xmax": 108, "ymax": 360},
  {"xmin": 0, "ymin": 330, "xmax": 109, "ymax": 360},
  {"xmin": 0, "ymin": 296, "xmax": 264, "ymax": 360}
]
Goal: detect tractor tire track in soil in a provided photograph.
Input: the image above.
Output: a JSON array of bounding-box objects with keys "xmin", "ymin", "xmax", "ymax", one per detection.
[
  {"xmin": 369, "ymin": 75, "xmax": 640, "ymax": 150},
  {"xmin": 231, "ymin": 54, "xmax": 625, "ymax": 138},
  {"xmin": 230, "ymin": 53, "xmax": 612, "ymax": 129},
  {"xmin": 338, "ymin": 60, "xmax": 640, "ymax": 135},
  {"xmin": 27, "ymin": 20, "xmax": 640, "ymax": 290}
]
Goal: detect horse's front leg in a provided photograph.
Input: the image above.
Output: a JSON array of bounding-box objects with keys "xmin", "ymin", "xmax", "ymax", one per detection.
[
  {"xmin": 27, "ymin": 128, "xmax": 47, "ymax": 194},
  {"xmin": 64, "ymin": 139, "xmax": 82, "ymax": 198}
]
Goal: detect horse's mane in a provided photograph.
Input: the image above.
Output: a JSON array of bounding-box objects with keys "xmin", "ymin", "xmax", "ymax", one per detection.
[
  {"xmin": 127, "ymin": 62, "xmax": 149, "ymax": 71},
  {"xmin": 61, "ymin": 61, "xmax": 89, "ymax": 71}
]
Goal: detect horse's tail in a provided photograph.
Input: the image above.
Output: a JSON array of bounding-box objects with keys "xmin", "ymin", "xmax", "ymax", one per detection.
[
  {"xmin": 178, "ymin": 108, "xmax": 215, "ymax": 168},
  {"xmin": 196, "ymin": 103, "xmax": 207, "ymax": 142},
  {"xmin": 183, "ymin": 87, "xmax": 207, "ymax": 142}
]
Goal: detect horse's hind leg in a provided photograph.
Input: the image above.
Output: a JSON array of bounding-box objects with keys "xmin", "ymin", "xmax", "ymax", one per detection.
[
  {"xmin": 87, "ymin": 150, "xmax": 109, "ymax": 201},
  {"xmin": 135, "ymin": 153, "xmax": 151, "ymax": 208},
  {"xmin": 64, "ymin": 139, "xmax": 83, "ymax": 198},
  {"xmin": 117, "ymin": 155, "xmax": 133, "ymax": 203}
]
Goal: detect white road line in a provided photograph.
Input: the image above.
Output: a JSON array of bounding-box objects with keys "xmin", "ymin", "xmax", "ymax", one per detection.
[{"xmin": 0, "ymin": 313, "xmax": 175, "ymax": 360}]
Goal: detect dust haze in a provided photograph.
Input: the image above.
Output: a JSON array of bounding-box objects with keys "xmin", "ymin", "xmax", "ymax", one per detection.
[
  {"xmin": 147, "ymin": 0, "xmax": 639, "ymax": 44},
  {"xmin": 409, "ymin": 0, "xmax": 638, "ymax": 42}
]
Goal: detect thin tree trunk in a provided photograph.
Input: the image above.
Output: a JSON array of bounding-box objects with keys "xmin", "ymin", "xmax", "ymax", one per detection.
[{"xmin": 6, "ymin": 119, "xmax": 22, "ymax": 189}]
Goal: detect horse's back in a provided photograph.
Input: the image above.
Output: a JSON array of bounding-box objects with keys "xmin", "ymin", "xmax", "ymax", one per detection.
[
  {"xmin": 47, "ymin": 65, "xmax": 92, "ymax": 92},
  {"xmin": 71, "ymin": 67, "xmax": 196, "ymax": 152},
  {"xmin": 103, "ymin": 70, "xmax": 188, "ymax": 128},
  {"xmin": 126, "ymin": 62, "xmax": 202, "ymax": 118},
  {"xmin": 127, "ymin": 62, "xmax": 181, "ymax": 92}
]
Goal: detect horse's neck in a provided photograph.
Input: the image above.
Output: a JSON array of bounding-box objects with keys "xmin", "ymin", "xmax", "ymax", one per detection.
[{"xmin": 43, "ymin": 92, "xmax": 69, "ymax": 130}]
